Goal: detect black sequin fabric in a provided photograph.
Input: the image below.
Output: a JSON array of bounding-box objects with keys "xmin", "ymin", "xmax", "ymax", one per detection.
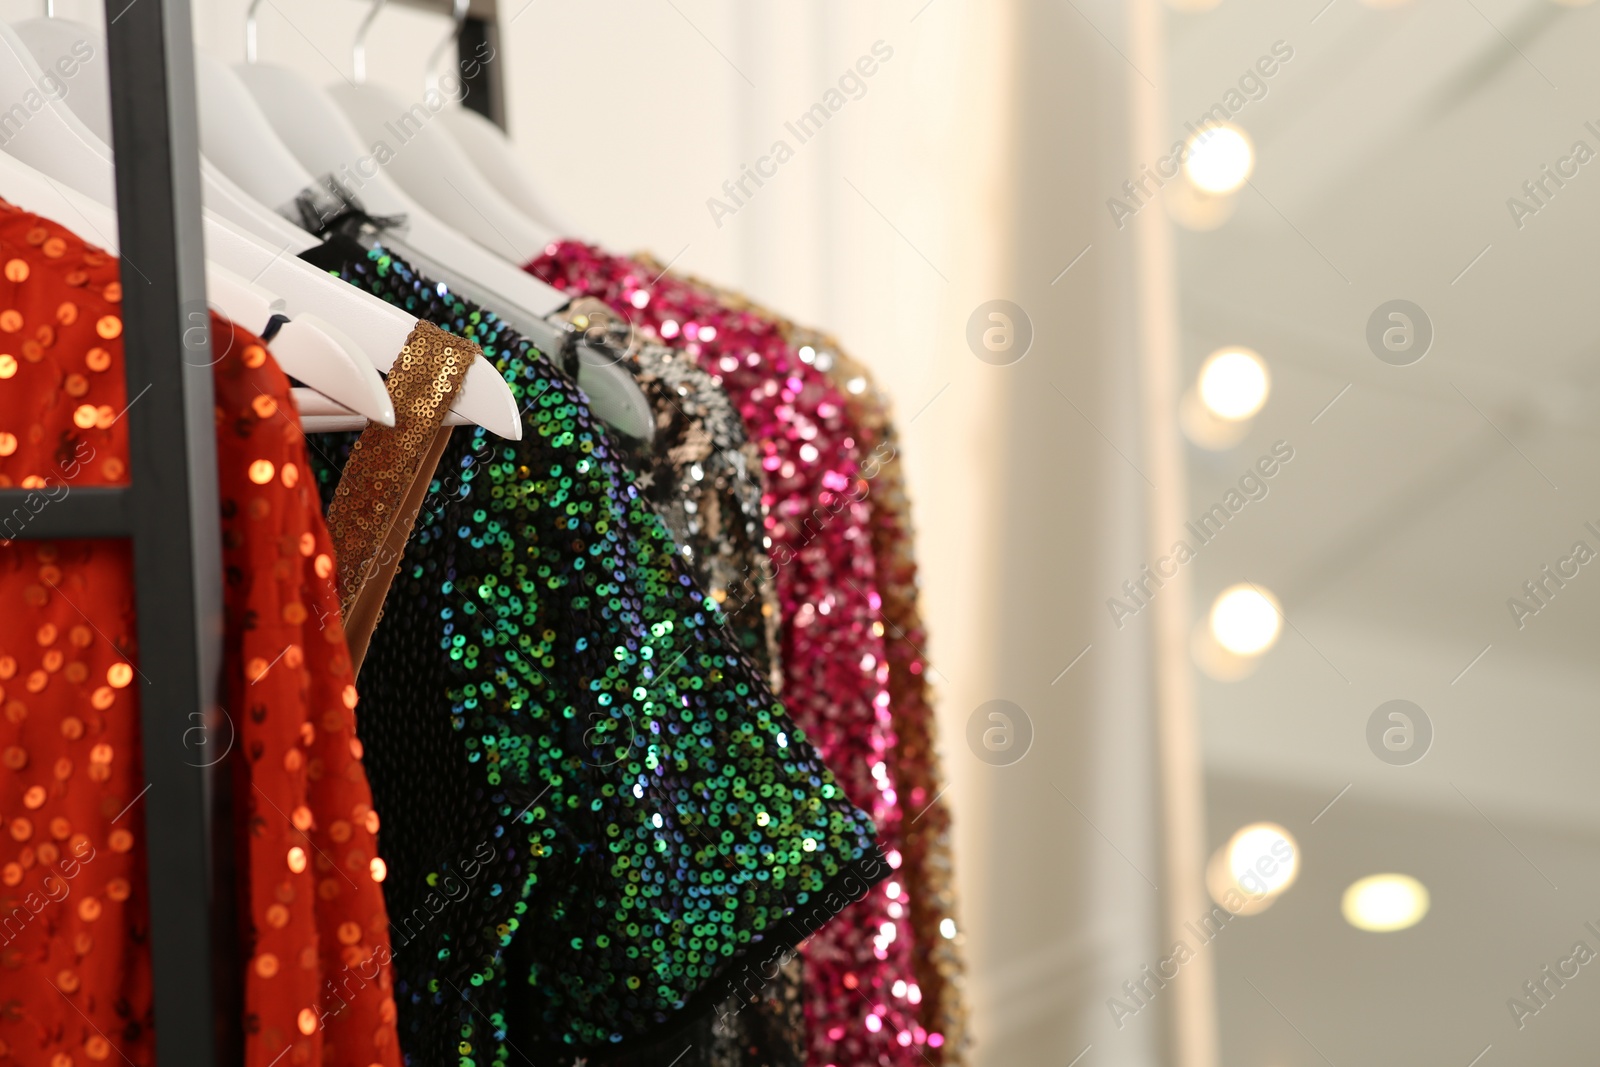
[
  {"xmin": 608, "ymin": 338, "xmax": 806, "ymax": 1067},
  {"xmin": 300, "ymin": 232, "xmax": 884, "ymax": 1067}
]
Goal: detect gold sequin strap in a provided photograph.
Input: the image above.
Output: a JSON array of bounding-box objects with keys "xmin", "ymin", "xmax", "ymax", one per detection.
[{"xmin": 326, "ymin": 320, "xmax": 476, "ymax": 674}]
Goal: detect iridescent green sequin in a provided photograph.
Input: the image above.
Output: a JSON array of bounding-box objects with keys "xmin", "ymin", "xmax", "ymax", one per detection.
[{"xmin": 303, "ymin": 235, "xmax": 882, "ymax": 1067}]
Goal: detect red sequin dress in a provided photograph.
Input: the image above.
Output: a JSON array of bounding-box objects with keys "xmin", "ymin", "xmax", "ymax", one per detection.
[
  {"xmin": 0, "ymin": 201, "xmax": 401, "ymax": 1067},
  {"xmin": 531, "ymin": 243, "xmax": 924, "ymax": 1067}
]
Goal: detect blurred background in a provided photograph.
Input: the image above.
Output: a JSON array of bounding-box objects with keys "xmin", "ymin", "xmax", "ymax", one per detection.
[{"xmin": 22, "ymin": 0, "xmax": 1600, "ymax": 1061}]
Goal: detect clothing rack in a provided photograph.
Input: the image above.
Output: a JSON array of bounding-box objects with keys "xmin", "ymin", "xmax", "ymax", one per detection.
[
  {"xmin": 0, "ymin": 0, "xmax": 239, "ymax": 1060},
  {"xmin": 0, "ymin": 0, "xmax": 499, "ymax": 1060}
]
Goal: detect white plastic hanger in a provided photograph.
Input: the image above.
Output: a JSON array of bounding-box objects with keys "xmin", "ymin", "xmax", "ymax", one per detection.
[
  {"xmin": 0, "ymin": 26, "xmax": 392, "ymax": 426},
  {"xmin": 219, "ymin": 24, "xmax": 564, "ymax": 326},
  {"xmin": 437, "ymin": 107, "xmax": 578, "ymax": 238},
  {"xmin": 8, "ymin": 17, "xmax": 521, "ymax": 438},
  {"xmin": 0, "ymin": 19, "xmax": 111, "ymax": 204},
  {"xmin": 6, "ymin": 15, "xmax": 323, "ymax": 263},
  {"xmin": 328, "ymin": 0, "xmax": 552, "ymax": 265},
  {"xmin": 231, "ymin": 11, "xmax": 654, "ymax": 442},
  {"xmin": 420, "ymin": 0, "xmax": 575, "ymax": 237},
  {"xmin": 0, "ymin": 140, "xmax": 396, "ymax": 426}
]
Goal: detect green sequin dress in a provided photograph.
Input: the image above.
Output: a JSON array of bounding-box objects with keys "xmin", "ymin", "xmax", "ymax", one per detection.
[{"xmin": 300, "ymin": 229, "xmax": 885, "ymax": 1067}]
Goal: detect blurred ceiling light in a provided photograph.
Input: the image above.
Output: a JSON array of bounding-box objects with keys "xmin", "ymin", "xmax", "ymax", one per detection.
[
  {"xmin": 1208, "ymin": 584, "xmax": 1281, "ymax": 656},
  {"xmin": 1184, "ymin": 125, "xmax": 1254, "ymax": 195},
  {"xmin": 1206, "ymin": 846, "xmax": 1273, "ymax": 915},
  {"xmin": 1190, "ymin": 617, "xmax": 1258, "ymax": 680},
  {"xmin": 1228, "ymin": 823, "xmax": 1299, "ymax": 897},
  {"xmin": 1198, "ymin": 347, "xmax": 1269, "ymax": 420},
  {"xmin": 1342, "ymin": 874, "xmax": 1430, "ymax": 932},
  {"xmin": 1206, "ymin": 823, "xmax": 1299, "ymax": 915},
  {"xmin": 1179, "ymin": 388, "xmax": 1251, "ymax": 451}
]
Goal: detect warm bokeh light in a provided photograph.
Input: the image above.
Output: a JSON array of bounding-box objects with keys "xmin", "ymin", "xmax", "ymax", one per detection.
[
  {"xmin": 1206, "ymin": 823, "xmax": 1298, "ymax": 916},
  {"xmin": 1190, "ymin": 618, "xmax": 1259, "ymax": 681},
  {"xmin": 1199, "ymin": 347, "xmax": 1269, "ymax": 420},
  {"xmin": 1228, "ymin": 823, "xmax": 1299, "ymax": 897},
  {"xmin": 1209, "ymin": 584, "xmax": 1282, "ymax": 655},
  {"xmin": 1206, "ymin": 845, "xmax": 1273, "ymax": 916},
  {"xmin": 1184, "ymin": 125, "xmax": 1254, "ymax": 194},
  {"xmin": 1342, "ymin": 874, "xmax": 1430, "ymax": 931}
]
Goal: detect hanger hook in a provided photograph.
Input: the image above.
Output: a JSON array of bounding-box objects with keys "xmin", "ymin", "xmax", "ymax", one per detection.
[
  {"xmin": 424, "ymin": 0, "xmax": 469, "ymax": 94},
  {"xmin": 245, "ymin": 0, "xmax": 264, "ymax": 62},
  {"xmin": 352, "ymin": 0, "xmax": 386, "ymax": 85},
  {"xmin": 44, "ymin": 0, "xmax": 54, "ymax": 17}
]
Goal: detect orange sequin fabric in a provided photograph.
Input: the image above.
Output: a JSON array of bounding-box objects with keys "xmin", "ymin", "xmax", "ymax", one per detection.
[{"xmin": 0, "ymin": 201, "xmax": 401, "ymax": 1067}]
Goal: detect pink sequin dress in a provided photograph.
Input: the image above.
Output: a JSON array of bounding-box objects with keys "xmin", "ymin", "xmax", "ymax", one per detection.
[{"xmin": 531, "ymin": 243, "xmax": 930, "ymax": 1067}]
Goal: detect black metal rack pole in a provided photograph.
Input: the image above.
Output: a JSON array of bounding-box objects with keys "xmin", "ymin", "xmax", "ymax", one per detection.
[
  {"xmin": 103, "ymin": 0, "xmax": 236, "ymax": 1059},
  {"xmin": 459, "ymin": 13, "xmax": 505, "ymax": 130}
]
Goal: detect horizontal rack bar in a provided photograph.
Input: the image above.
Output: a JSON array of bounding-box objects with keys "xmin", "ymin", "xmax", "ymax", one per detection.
[{"xmin": 0, "ymin": 487, "xmax": 133, "ymax": 540}]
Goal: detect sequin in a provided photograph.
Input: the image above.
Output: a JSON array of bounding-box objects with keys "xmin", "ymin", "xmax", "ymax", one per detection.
[
  {"xmin": 534, "ymin": 243, "xmax": 925, "ymax": 1067},
  {"xmin": 303, "ymin": 229, "xmax": 883, "ymax": 1067},
  {"xmin": 2, "ymin": 259, "xmax": 25, "ymax": 282},
  {"xmin": 94, "ymin": 315, "xmax": 120, "ymax": 340},
  {"xmin": 0, "ymin": 355, "xmax": 13, "ymax": 378}
]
